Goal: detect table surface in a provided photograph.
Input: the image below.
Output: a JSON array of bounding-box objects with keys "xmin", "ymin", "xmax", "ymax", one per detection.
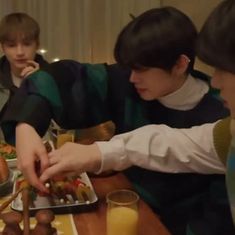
[{"xmin": 73, "ymin": 172, "xmax": 171, "ymax": 235}]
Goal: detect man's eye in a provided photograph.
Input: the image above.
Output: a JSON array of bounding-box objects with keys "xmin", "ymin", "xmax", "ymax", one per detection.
[
  {"xmin": 23, "ymin": 41, "xmax": 34, "ymax": 46},
  {"xmin": 6, "ymin": 43, "xmax": 16, "ymax": 47}
]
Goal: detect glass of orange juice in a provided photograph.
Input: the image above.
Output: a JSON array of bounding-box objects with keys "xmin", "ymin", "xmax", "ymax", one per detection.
[
  {"xmin": 56, "ymin": 129, "xmax": 75, "ymax": 148},
  {"xmin": 50, "ymin": 128, "xmax": 75, "ymax": 148},
  {"xmin": 106, "ymin": 189, "xmax": 139, "ymax": 235}
]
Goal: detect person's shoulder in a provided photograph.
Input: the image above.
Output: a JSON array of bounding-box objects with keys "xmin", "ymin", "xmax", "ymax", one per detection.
[
  {"xmin": 0, "ymin": 55, "xmax": 6, "ymax": 64},
  {"xmin": 0, "ymin": 56, "xmax": 11, "ymax": 87},
  {"xmin": 0, "ymin": 55, "xmax": 9, "ymax": 70}
]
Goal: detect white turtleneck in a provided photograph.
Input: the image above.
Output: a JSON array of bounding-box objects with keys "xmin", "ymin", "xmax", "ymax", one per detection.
[{"xmin": 158, "ymin": 74, "xmax": 209, "ymax": 110}]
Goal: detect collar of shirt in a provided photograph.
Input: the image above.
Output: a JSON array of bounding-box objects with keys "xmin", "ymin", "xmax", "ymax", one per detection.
[
  {"xmin": 11, "ymin": 72, "xmax": 23, "ymax": 88},
  {"xmin": 158, "ymin": 74, "xmax": 209, "ymax": 110}
]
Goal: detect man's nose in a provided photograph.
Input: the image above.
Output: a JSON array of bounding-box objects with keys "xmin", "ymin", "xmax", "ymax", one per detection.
[
  {"xmin": 16, "ymin": 45, "xmax": 24, "ymax": 55},
  {"xmin": 130, "ymin": 71, "xmax": 139, "ymax": 83}
]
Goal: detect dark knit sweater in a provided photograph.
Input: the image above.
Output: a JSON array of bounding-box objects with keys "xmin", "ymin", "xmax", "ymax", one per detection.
[{"xmin": 0, "ymin": 54, "xmax": 48, "ymax": 123}]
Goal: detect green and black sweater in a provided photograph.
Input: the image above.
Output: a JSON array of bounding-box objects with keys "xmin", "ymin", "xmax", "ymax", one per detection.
[{"xmin": 1, "ymin": 60, "xmax": 229, "ymax": 138}]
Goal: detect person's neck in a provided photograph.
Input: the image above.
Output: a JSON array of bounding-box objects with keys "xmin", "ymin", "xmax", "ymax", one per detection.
[
  {"xmin": 11, "ymin": 65, "xmax": 22, "ymax": 77},
  {"xmin": 156, "ymin": 73, "xmax": 187, "ymax": 97},
  {"xmin": 170, "ymin": 73, "xmax": 188, "ymax": 94},
  {"xmin": 11, "ymin": 71, "xmax": 23, "ymax": 87}
]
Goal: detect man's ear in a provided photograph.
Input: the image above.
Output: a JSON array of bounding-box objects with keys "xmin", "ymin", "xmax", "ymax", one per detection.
[{"xmin": 172, "ymin": 54, "xmax": 191, "ymax": 75}]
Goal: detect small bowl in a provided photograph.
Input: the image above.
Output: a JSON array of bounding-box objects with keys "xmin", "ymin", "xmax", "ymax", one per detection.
[{"xmin": 0, "ymin": 170, "xmax": 14, "ymax": 197}]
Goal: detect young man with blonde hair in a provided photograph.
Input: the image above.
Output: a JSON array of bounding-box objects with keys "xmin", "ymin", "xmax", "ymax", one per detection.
[{"xmin": 0, "ymin": 12, "xmax": 48, "ymax": 138}]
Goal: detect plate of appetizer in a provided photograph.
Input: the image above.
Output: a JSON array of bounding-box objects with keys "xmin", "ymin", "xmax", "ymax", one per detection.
[
  {"xmin": 0, "ymin": 141, "xmax": 17, "ymax": 168},
  {"xmin": 11, "ymin": 172, "xmax": 98, "ymax": 215}
]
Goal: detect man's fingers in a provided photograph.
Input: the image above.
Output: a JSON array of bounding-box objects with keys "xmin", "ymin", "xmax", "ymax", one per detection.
[
  {"xmin": 26, "ymin": 60, "xmax": 39, "ymax": 69},
  {"xmin": 20, "ymin": 67, "xmax": 36, "ymax": 78},
  {"xmin": 40, "ymin": 163, "xmax": 64, "ymax": 183},
  {"xmin": 23, "ymin": 163, "xmax": 48, "ymax": 193},
  {"xmin": 38, "ymin": 151, "xmax": 50, "ymax": 173},
  {"xmin": 20, "ymin": 61, "xmax": 39, "ymax": 78}
]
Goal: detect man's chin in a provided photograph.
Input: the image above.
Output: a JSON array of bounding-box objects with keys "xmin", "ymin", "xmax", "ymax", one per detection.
[
  {"xmin": 136, "ymin": 90, "xmax": 155, "ymax": 101},
  {"xmin": 14, "ymin": 65, "xmax": 26, "ymax": 70},
  {"xmin": 139, "ymin": 95, "xmax": 154, "ymax": 101}
]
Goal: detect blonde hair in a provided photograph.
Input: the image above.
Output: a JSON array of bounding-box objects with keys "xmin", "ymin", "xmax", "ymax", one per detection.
[{"xmin": 0, "ymin": 12, "xmax": 40, "ymax": 44}]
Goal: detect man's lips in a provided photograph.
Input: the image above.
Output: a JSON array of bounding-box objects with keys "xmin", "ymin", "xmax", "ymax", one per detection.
[
  {"xmin": 135, "ymin": 87, "xmax": 146, "ymax": 93},
  {"xmin": 15, "ymin": 59, "xmax": 27, "ymax": 63}
]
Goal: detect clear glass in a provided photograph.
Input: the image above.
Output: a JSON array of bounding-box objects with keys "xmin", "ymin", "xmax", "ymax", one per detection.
[
  {"xmin": 106, "ymin": 189, "xmax": 139, "ymax": 235},
  {"xmin": 49, "ymin": 128, "xmax": 75, "ymax": 149}
]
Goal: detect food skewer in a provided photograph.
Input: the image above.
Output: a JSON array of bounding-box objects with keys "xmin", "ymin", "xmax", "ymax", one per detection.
[
  {"xmin": 21, "ymin": 182, "xmax": 30, "ymax": 235},
  {"xmin": 81, "ymin": 191, "xmax": 90, "ymax": 204},
  {"xmin": 52, "ymin": 182, "xmax": 69, "ymax": 204},
  {"xmin": 0, "ymin": 187, "xmax": 24, "ymax": 214}
]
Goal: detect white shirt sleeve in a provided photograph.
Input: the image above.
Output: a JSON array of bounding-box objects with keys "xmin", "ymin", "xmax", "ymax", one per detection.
[{"xmin": 95, "ymin": 121, "xmax": 226, "ymax": 174}]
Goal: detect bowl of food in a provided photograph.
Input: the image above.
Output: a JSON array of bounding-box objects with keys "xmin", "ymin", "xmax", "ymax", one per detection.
[{"xmin": 0, "ymin": 141, "xmax": 17, "ymax": 168}]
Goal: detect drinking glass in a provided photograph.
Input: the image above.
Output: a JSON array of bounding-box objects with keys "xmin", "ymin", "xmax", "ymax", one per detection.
[
  {"xmin": 106, "ymin": 189, "xmax": 139, "ymax": 235},
  {"xmin": 50, "ymin": 128, "xmax": 75, "ymax": 149}
]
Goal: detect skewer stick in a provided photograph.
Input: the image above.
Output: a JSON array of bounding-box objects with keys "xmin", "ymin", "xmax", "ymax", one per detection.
[
  {"xmin": 22, "ymin": 186, "xmax": 30, "ymax": 235},
  {"xmin": 0, "ymin": 187, "xmax": 24, "ymax": 214}
]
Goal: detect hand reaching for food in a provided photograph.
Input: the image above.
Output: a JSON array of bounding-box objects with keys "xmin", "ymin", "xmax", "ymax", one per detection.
[
  {"xmin": 40, "ymin": 142, "xmax": 102, "ymax": 183},
  {"xmin": 16, "ymin": 123, "xmax": 49, "ymax": 193}
]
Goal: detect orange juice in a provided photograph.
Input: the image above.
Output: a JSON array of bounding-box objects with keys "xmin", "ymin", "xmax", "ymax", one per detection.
[
  {"xmin": 107, "ymin": 206, "xmax": 138, "ymax": 235},
  {"xmin": 57, "ymin": 133, "xmax": 74, "ymax": 148}
]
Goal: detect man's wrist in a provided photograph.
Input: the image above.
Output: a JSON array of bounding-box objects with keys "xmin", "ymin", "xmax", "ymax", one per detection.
[{"xmin": 88, "ymin": 143, "xmax": 102, "ymax": 173}]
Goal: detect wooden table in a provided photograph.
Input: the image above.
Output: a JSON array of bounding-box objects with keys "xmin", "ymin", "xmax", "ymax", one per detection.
[{"xmin": 73, "ymin": 172, "xmax": 171, "ymax": 235}]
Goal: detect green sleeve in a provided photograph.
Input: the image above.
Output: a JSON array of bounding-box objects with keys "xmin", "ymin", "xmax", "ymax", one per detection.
[{"xmin": 1, "ymin": 61, "xmax": 112, "ymax": 144}]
